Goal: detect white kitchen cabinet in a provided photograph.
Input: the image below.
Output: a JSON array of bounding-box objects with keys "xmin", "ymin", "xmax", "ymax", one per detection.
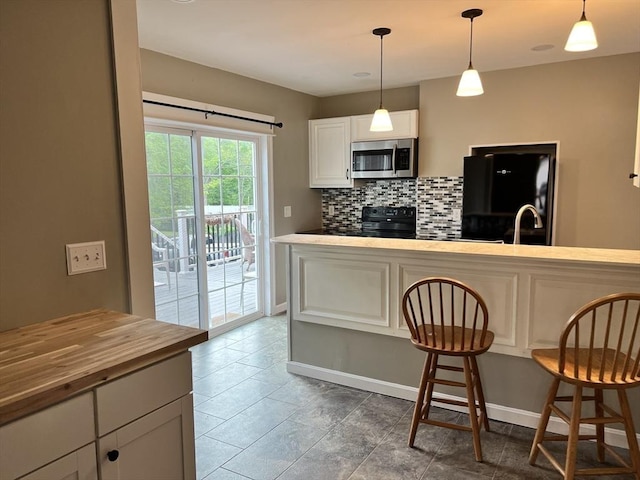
[
  {"xmin": 0, "ymin": 352, "xmax": 196, "ymax": 480},
  {"xmin": 350, "ymin": 109, "xmax": 419, "ymax": 142},
  {"xmin": 96, "ymin": 351, "xmax": 195, "ymax": 480},
  {"xmin": 98, "ymin": 396, "xmax": 195, "ymax": 480},
  {"xmin": 309, "ymin": 117, "xmax": 352, "ymax": 188},
  {"xmin": 0, "ymin": 393, "xmax": 95, "ymax": 480},
  {"xmin": 18, "ymin": 444, "xmax": 97, "ymax": 480}
]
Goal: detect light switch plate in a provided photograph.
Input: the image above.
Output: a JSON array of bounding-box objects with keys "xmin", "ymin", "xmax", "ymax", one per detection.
[
  {"xmin": 284, "ymin": 205, "xmax": 292, "ymax": 218},
  {"xmin": 66, "ymin": 241, "xmax": 107, "ymax": 275}
]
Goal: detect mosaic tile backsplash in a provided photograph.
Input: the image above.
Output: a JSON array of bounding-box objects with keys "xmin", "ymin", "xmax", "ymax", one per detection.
[{"xmin": 321, "ymin": 176, "xmax": 463, "ymax": 239}]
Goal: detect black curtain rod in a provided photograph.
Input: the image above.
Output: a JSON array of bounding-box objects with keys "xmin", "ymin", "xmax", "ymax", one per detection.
[{"xmin": 143, "ymin": 99, "xmax": 283, "ymax": 129}]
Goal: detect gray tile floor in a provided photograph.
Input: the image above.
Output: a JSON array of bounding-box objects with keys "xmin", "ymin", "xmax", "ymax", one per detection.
[{"xmin": 190, "ymin": 315, "xmax": 637, "ymax": 480}]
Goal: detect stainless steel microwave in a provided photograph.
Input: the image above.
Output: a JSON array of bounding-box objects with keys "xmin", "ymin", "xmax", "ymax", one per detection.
[{"xmin": 351, "ymin": 138, "xmax": 418, "ymax": 179}]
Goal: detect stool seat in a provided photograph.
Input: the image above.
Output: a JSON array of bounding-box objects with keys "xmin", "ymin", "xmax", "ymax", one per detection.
[
  {"xmin": 411, "ymin": 325, "xmax": 494, "ymax": 356},
  {"xmin": 532, "ymin": 347, "xmax": 638, "ymax": 387},
  {"xmin": 402, "ymin": 277, "xmax": 493, "ymax": 462}
]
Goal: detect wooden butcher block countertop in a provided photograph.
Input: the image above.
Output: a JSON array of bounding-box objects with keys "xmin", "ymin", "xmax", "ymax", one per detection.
[{"xmin": 0, "ymin": 309, "xmax": 208, "ymax": 426}]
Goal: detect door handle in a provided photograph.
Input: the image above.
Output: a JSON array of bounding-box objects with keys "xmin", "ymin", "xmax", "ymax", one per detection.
[{"xmin": 392, "ymin": 144, "xmax": 398, "ymax": 175}]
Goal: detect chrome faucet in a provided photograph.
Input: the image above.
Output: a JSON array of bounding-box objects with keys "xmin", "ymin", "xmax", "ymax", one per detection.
[{"xmin": 513, "ymin": 204, "xmax": 543, "ymax": 244}]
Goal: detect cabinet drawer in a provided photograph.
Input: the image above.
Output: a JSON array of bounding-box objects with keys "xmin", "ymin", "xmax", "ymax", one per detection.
[
  {"xmin": 0, "ymin": 392, "xmax": 94, "ymax": 480},
  {"xmin": 96, "ymin": 351, "xmax": 192, "ymax": 436}
]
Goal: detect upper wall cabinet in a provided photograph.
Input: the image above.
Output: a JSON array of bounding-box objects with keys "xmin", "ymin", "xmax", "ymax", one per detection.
[
  {"xmin": 309, "ymin": 117, "xmax": 353, "ymax": 188},
  {"xmin": 351, "ymin": 109, "xmax": 419, "ymax": 142}
]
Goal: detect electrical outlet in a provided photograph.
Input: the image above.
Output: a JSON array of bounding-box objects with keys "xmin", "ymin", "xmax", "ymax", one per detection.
[
  {"xmin": 284, "ymin": 205, "xmax": 292, "ymax": 218},
  {"xmin": 328, "ymin": 205, "xmax": 335, "ymax": 216},
  {"xmin": 452, "ymin": 209, "xmax": 461, "ymax": 222},
  {"xmin": 66, "ymin": 241, "xmax": 107, "ymax": 275}
]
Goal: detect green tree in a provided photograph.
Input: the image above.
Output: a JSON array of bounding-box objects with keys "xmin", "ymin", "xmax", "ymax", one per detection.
[{"xmin": 146, "ymin": 132, "xmax": 255, "ymax": 219}]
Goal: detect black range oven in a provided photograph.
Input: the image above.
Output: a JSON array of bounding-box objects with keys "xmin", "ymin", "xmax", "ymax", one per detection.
[{"xmin": 301, "ymin": 206, "xmax": 417, "ymax": 239}]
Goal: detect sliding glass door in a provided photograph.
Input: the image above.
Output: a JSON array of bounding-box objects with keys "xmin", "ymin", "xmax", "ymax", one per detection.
[
  {"xmin": 145, "ymin": 125, "xmax": 263, "ymax": 331},
  {"xmin": 198, "ymin": 133, "xmax": 259, "ymax": 328}
]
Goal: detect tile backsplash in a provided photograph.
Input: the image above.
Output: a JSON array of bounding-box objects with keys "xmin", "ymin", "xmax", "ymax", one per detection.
[{"xmin": 321, "ymin": 176, "xmax": 463, "ymax": 238}]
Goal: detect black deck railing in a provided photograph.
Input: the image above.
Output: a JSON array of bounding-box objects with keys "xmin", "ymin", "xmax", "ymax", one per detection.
[{"xmin": 151, "ymin": 213, "xmax": 255, "ymax": 271}]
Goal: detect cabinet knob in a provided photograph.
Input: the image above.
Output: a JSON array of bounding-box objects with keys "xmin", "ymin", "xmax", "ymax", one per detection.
[{"xmin": 107, "ymin": 450, "xmax": 120, "ymax": 462}]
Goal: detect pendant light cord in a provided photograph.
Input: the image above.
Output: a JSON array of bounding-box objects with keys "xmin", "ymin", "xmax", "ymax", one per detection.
[
  {"xmin": 379, "ymin": 34, "xmax": 384, "ymax": 109},
  {"xmin": 580, "ymin": 0, "xmax": 587, "ymax": 21},
  {"xmin": 468, "ymin": 17, "xmax": 474, "ymax": 69}
]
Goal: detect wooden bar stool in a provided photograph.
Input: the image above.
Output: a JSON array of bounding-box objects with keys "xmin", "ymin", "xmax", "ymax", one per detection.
[
  {"xmin": 402, "ymin": 277, "xmax": 494, "ymax": 462},
  {"xmin": 529, "ymin": 292, "xmax": 640, "ymax": 479}
]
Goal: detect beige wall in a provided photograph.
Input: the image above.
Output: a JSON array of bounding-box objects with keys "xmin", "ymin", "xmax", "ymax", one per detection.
[
  {"xmin": 0, "ymin": 0, "xmax": 129, "ymax": 331},
  {"xmin": 420, "ymin": 53, "xmax": 640, "ymax": 249},
  {"xmin": 318, "ymin": 86, "xmax": 419, "ymax": 118},
  {"xmin": 139, "ymin": 50, "xmax": 322, "ymax": 306}
]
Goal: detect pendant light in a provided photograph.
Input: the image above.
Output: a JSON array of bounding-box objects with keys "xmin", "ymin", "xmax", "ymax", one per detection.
[
  {"xmin": 565, "ymin": 0, "xmax": 598, "ymax": 52},
  {"xmin": 370, "ymin": 27, "xmax": 393, "ymax": 132},
  {"xmin": 456, "ymin": 9, "xmax": 484, "ymax": 97}
]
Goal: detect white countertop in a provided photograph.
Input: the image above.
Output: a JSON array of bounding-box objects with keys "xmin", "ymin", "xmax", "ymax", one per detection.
[{"xmin": 272, "ymin": 234, "xmax": 640, "ymax": 267}]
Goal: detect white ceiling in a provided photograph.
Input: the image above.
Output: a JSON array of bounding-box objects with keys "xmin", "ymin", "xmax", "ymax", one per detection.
[{"xmin": 136, "ymin": 0, "xmax": 640, "ymax": 97}]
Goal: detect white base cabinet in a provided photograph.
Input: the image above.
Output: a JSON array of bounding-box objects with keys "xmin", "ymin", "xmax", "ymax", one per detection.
[
  {"xmin": 0, "ymin": 352, "xmax": 196, "ymax": 480},
  {"xmin": 99, "ymin": 396, "xmax": 195, "ymax": 480},
  {"xmin": 96, "ymin": 352, "xmax": 195, "ymax": 480},
  {"xmin": 0, "ymin": 393, "xmax": 95, "ymax": 480}
]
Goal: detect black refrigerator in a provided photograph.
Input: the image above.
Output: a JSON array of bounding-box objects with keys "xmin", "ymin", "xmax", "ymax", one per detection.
[{"xmin": 462, "ymin": 153, "xmax": 556, "ymax": 245}]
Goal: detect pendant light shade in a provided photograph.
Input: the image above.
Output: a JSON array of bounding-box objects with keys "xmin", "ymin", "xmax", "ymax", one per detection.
[
  {"xmin": 371, "ymin": 108, "xmax": 393, "ymax": 131},
  {"xmin": 457, "ymin": 68, "xmax": 484, "ymax": 97},
  {"xmin": 370, "ymin": 27, "xmax": 393, "ymax": 132},
  {"xmin": 456, "ymin": 9, "xmax": 484, "ymax": 97},
  {"xmin": 565, "ymin": 0, "xmax": 598, "ymax": 52}
]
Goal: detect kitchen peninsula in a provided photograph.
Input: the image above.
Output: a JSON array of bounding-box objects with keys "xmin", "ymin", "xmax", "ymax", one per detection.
[{"xmin": 273, "ymin": 234, "xmax": 640, "ymax": 442}]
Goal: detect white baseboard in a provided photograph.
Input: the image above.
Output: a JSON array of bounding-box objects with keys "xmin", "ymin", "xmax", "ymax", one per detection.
[
  {"xmin": 286, "ymin": 361, "xmax": 639, "ymax": 450},
  {"xmin": 270, "ymin": 302, "xmax": 287, "ymax": 316}
]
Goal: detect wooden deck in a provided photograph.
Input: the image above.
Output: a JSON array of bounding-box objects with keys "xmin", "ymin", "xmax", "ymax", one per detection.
[{"xmin": 152, "ymin": 258, "xmax": 257, "ymax": 330}]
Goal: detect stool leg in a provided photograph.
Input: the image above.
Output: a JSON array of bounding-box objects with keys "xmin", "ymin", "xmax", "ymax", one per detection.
[
  {"xmin": 470, "ymin": 355, "xmax": 490, "ymax": 432},
  {"xmin": 594, "ymin": 388, "xmax": 605, "ymax": 463},
  {"xmin": 529, "ymin": 377, "xmax": 561, "ymax": 465},
  {"xmin": 409, "ymin": 352, "xmax": 432, "ymax": 447},
  {"xmin": 423, "ymin": 353, "xmax": 438, "ymax": 421},
  {"xmin": 463, "ymin": 356, "xmax": 483, "ymax": 462},
  {"xmin": 617, "ymin": 389, "xmax": 640, "ymax": 479},
  {"xmin": 565, "ymin": 385, "xmax": 583, "ymax": 480}
]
